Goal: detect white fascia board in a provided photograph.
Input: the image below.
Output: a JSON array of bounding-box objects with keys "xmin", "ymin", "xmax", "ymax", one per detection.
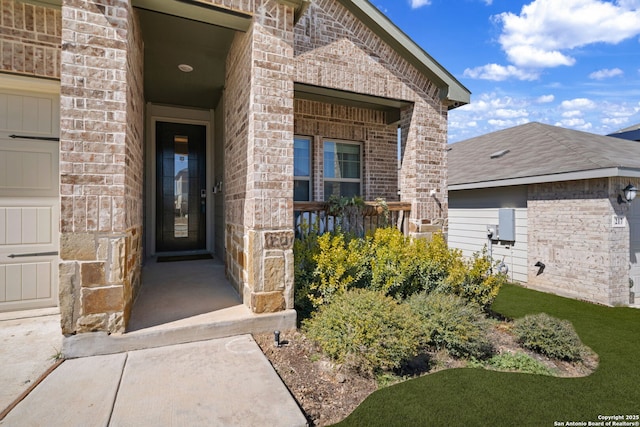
[{"xmin": 448, "ymin": 167, "xmax": 640, "ymax": 191}]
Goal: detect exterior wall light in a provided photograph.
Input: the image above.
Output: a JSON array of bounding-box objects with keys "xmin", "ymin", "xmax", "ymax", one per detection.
[{"xmin": 618, "ymin": 184, "xmax": 638, "ymax": 204}]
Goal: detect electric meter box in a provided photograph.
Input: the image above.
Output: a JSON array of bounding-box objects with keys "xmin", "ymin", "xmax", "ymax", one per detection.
[{"xmin": 498, "ymin": 208, "xmax": 515, "ymax": 241}]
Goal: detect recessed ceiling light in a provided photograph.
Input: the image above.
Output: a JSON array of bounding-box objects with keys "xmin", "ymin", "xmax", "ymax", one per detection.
[{"xmin": 178, "ymin": 64, "xmax": 194, "ymax": 73}]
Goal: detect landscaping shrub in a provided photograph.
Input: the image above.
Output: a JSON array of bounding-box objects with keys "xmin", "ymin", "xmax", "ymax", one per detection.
[
  {"xmin": 513, "ymin": 313, "xmax": 586, "ymax": 361},
  {"xmin": 484, "ymin": 352, "xmax": 554, "ymax": 376},
  {"xmin": 303, "ymin": 289, "xmax": 422, "ymax": 375},
  {"xmin": 441, "ymin": 247, "xmax": 507, "ymax": 310},
  {"xmin": 309, "ymin": 232, "xmax": 371, "ymax": 307},
  {"xmin": 368, "ymin": 228, "xmax": 439, "ymax": 299},
  {"xmin": 408, "ymin": 292, "xmax": 493, "ymax": 359},
  {"xmin": 293, "ymin": 232, "xmax": 321, "ymax": 321}
]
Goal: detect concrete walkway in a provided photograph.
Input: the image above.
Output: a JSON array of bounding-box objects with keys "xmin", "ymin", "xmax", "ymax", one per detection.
[
  {"xmin": 1, "ymin": 335, "xmax": 307, "ymax": 427},
  {"xmin": 0, "ymin": 309, "xmax": 62, "ymax": 413}
]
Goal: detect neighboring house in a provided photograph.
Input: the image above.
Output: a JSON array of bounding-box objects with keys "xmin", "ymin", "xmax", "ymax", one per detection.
[
  {"xmin": 448, "ymin": 122, "xmax": 640, "ymax": 307},
  {"xmin": 608, "ymin": 123, "xmax": 640, "ymax": 142},
  {"xmin": 0, "ymin": 0, "xmax": 469, "ymax": 335}
]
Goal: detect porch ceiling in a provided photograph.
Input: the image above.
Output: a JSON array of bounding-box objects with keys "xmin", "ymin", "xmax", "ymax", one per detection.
[{"xmin": 137, "ymin": 8, "xmax": 237, "ymax": 110}]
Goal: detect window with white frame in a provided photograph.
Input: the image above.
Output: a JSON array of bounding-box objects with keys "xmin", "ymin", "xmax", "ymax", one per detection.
[
  {"xmin": 323, "ymin": 140, "xmax": 361, "ymax": 200},
  {"xmin": 294, "ymin": 136, "xmax": 311, "ymax": 201}
]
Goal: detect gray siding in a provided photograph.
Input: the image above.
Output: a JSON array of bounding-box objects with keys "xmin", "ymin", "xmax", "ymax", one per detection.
[{"xmin": 448, "ymin": 207, "xmax": 528, "ymax": 283}]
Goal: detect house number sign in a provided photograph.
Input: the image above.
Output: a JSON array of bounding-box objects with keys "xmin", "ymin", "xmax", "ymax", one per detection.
[{"xmin": 612, "ymin": 215, "xmax": 627, "ymax": 228}]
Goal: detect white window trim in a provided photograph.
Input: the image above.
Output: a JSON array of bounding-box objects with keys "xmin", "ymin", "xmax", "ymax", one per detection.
[
  {"xmin": 294, "ymin": 135, "xmax": 312, "ymax": 201},
  {"xmin": 323, "ymin": 139, "xmax": 363, "ymax": 199}
]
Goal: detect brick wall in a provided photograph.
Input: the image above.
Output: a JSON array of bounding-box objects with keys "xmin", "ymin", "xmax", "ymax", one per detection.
[
  {"xmin": 293, "ymin": 0, "xmax": 448, "ymax": 231},
  {"xmin": 224, "ymin": 0, "xmax": 296, "ymax": 313},
  {"xmin": 0, "ymin": 0, "xmax": 60, "ymax": 78},
  {"xmin": 527, "ymin": 178, "xmax": 630, "ymax": 305},
  {"xmin": 58, "ymin": 0, "xmax": 144, "ymax": 334},
  {"xmin": 294, "ymin": 98, "xmax": 399, "ymax": 201}
]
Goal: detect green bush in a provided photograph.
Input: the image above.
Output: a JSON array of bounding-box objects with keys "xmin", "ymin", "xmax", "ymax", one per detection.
[
  {"xmin": 408, "ymin": 292, "xmax": 493, "ymax": 359},
  {"xmin": 293, "ymin": 232, "xmax": 320, "ymax": 322},
  {"xmin": 441, "ymin": 247, "xmax": 507, "ymax": 310},
  {"xmin": 309, "ymin": 232, "xmax": 371, "ymax": 307},
  {"xmin": 303, "ymin": 289, "xmax": 422, "ymax": 375},
  {"xmin": 513, "ymin": 313, "xmax": 586, "ymax": 361},
  {"xmin": 485, "ymin": 352, "xmax": 554, "ymax": 376},
  {"xmin": 368, "ymin": 228, "xmax": 439, "ymax": 299}
]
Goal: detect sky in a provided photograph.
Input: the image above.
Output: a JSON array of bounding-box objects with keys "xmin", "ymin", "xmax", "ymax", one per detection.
[{"xmin": 372, "ymin": 0, "xmax": 640, "ymax": 143}]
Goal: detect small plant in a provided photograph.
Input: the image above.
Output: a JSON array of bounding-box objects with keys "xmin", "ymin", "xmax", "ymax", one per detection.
[
  {"xmin": 513, "ymin": 313, "xmax": 587, "ymax": 362},
  {"xmin": 309, "ymin": 232, "xmax": 370, "ymax": 307},
  {"xmin": 442, "ymin": 246, "xmax": 507, "ymax": 310},
  {"xmin": 303, "ymin": 289, "xmax": 422, "ymax": 375},
  {"xmin": 408, "ymin": 292, "xmax": 493, "ymax": 359},
  {"xmin": 485, "ymin": 352, "xmax": 555, "ymax": 376}
]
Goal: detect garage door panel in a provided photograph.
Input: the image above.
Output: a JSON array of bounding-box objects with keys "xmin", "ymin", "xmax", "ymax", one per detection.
[
  {"xmin": 0, "ymin": 206, "xmax": 54, "ymax": 246},
  {"xmin": 0, "ymin": 93, "xmax": 55, "ymax": 136},
  {"xmin": 0, "ymin": 84, "xmax": 59, "ymax": 312},
  {"xmin": 0, "ymin": 147, "xmax": 55, "ymax": 195},
  {"xmin": 5, "ymin": 264, "xmax": 22, "ymax": 301}
]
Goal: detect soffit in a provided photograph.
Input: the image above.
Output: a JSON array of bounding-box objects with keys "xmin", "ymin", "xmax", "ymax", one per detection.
[{"xmin": 295, "ymin": 82, "xmax": 412, "ymax": 125}]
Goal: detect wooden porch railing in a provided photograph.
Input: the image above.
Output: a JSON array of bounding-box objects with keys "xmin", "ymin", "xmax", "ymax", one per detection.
[{"xmin": 294, "ymin": 201, "xmax": 412, "ymax": 237}]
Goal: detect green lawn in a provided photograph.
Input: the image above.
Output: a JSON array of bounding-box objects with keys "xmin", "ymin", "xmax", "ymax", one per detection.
[{"xmin": 336, "ymin": 284, "xmax": 640, "ymax": 427}]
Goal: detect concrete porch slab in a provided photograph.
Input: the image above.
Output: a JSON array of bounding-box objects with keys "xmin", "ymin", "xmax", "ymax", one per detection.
[
  {"xmin": 2, "ymin": 336, "xmax": 307, "ymax": 427},
  {"xmin": 63, "ymin": 257, "xmax": 297, "ymax": 358}
]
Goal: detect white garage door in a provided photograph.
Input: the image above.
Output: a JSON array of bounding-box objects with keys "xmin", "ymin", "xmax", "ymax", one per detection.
[{"xmin": 0, "ymin": 80, "xmax": 60, "ymax": 312}]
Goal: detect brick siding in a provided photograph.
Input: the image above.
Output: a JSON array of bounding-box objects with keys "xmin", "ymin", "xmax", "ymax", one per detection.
[
  {"xmin": 528, "ymin": 178, "xmax": 631, "ymax": 305},
  {"xmin": 294, "ymin": 0, "xmax": 448, "ymax": 229},
  {"xmin": 0, "ymin": 0, "xmax": 60, "ymax": 78},
  {"xmin": 294, "ymin": 98, "xmax": 399, "ymax": 201},
  {"xmin": 58, "ymin": 0, "xmax": 144, "ymax": 334}
]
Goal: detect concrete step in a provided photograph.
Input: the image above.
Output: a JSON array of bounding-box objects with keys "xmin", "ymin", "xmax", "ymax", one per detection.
[{"xmin": 63, "ymin": 306, "xmax": 297, "ymax": 358}]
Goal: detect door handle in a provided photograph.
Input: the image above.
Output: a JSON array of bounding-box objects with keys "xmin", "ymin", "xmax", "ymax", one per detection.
[{"xmin": 201, "ymin": 189, "xmax": 206, "ymax": 199}]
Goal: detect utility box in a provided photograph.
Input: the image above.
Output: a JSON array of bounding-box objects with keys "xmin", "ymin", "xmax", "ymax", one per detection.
[{"xmin": 498, "ymin": 208, "xmax": 516, "ymax": 241}]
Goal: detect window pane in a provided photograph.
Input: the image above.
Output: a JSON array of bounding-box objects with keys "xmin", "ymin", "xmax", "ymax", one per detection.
[
  {"xmin": 174, "ymin": 135, "xmax": 189, "ymax": 238},
  {"xmin": 324, "ymin": 142, "xmax": 360, "ymax": 179},
  {"xmin": 323, "ymin": 142, "xmax": 336, "ymax": 178},
  {"xmin": 324, "ymin": 181, "xmax": 360, "ymax": 200},
  {"xmin": 294, "ymin": 179, "xmax": 310, "ymax": 201},
  {"xmin": 294, "ymin": 138, "xmax": 310, "ymax": 177}
]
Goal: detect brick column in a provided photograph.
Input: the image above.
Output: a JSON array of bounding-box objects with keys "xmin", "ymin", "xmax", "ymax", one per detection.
[
  {"xmin": 399, "ymin": 102, "xmax": 448, "ymax": 238},
  {"xmin": 225, "ymin": 0, "xmax": 295, "ymax": 314},
  {"xmin": 58, "ymin": 0, "xmax": 144, "ymax": 334}
]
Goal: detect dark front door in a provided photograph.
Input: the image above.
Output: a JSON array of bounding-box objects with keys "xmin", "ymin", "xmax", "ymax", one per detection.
[{"xmin": 156, "ymin": 122, "xmax": 207, "ymax": 252}]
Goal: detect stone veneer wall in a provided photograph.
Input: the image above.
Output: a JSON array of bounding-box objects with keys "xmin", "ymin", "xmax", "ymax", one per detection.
[
  {"xmin": 293, "ymin": 0, "xmax": 448, "ymax": 233},
  {"xmin": 527, "ymin": 178, "xmax": 630, "ymax": 306},
  {"xmin": 224, "ymin": 0, "xmax": 296, "ymax": 313},
  {"xmin": 0, "ymin": 0, "xmax": 60, "ymax": 78},
  {"xmin": 294, "ymin": 99, "xmax": 399, "ymax": 202},
  {"xmin": 58, "ymin": 0, "xmax": 144, "ymax": 334}
]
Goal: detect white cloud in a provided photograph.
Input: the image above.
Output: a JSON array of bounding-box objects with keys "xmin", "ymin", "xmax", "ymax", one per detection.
[
  {"xmin": 495, "ymin": 0, "xmax": 640, "ymax": 69},
  {"xmin": 589, "ymin": 68, "xmax": 624, "ymax": 80},
  {"xmin": 562, "ymin": 110, "xmax": 582, "ymax": 118},
  {"xmin": 495, "ymin": 109, "xmax": 529, "ymax": 119},
  {"xmin": 487, "ymin": 118, "xmax": 530, "ymax": 128},
  {"xmin": 555, "ymin": 118, "xmax": 593, "ymax": 130},
  {"xmin": 560, "ymin": 98, "xmax": 596, "ymax": 110},
  {"xmin": 409, "ymin": 0, "xmax": 431, "ymax": 8},
  {"xmin": 602, "ymin": 117, "xmax": 629, "ymax": 126},
  {"xmin": 536, "ymin": 94, "xmax": 555, "ymax": 103},
  {"xmin": 463, "ymin": 64, "xmax": 539, "ymax": 81}
]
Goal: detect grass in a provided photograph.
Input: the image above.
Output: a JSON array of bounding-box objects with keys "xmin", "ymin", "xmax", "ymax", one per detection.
[{"xmin": 335, "ymin": 284, "xmax": 640, "ymax": 427}]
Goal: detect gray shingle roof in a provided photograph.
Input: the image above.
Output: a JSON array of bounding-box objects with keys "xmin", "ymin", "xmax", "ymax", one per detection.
[{"xmin": 448, "ymin": 122, "xmax": 640, "ymax": 187}]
